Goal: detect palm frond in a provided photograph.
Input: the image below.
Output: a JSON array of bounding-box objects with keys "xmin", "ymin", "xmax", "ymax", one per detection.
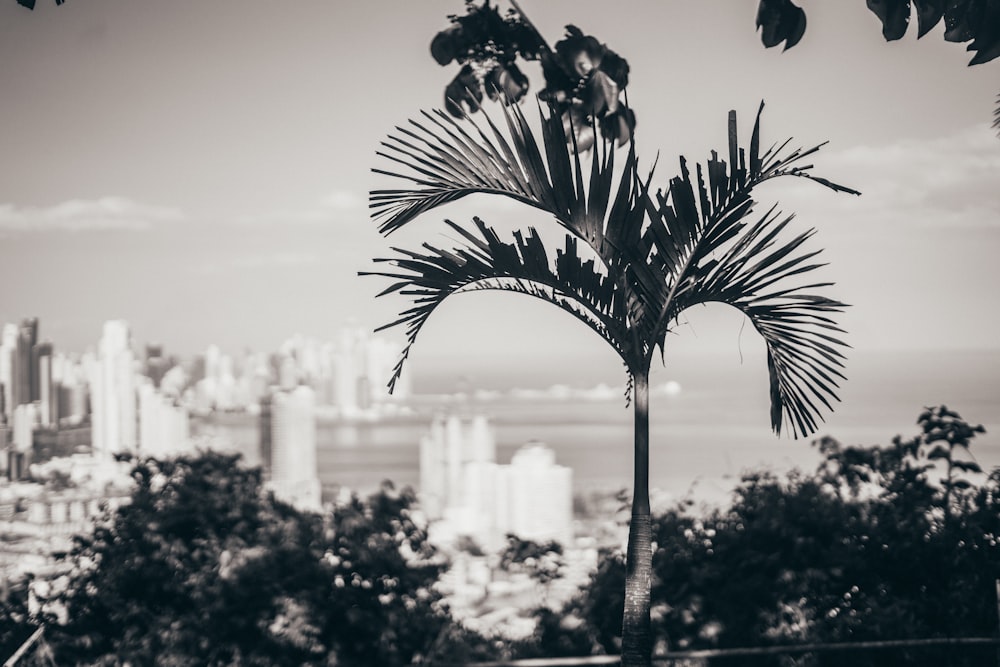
[
  {"xmin": 361, "ymin": 218, "xmax": 634, "ymax": 392},
  {"xmin": 689, "ymin": 209, "xmax": 848, "ymax": 437},
  {"xmin": 370, "ymin": 100, "xmax": 644, "ymax": 267},
  {"xmin": 635, "ymin": 104, "xmax": 855, "ymax": 437},
  {"xmin": 367, "ymin": 99, "xmax": 856, "ymax": 438}
]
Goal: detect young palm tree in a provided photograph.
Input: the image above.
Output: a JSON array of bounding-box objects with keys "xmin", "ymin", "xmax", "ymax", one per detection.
[{"xmin": 365, "ymin": 98, "xmax": 857, "ymax": 666}]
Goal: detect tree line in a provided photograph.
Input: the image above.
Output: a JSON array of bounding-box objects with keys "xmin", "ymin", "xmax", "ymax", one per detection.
[{"xmin": 0, "ymin": 405, "xmax": 995, "ymax": 665}]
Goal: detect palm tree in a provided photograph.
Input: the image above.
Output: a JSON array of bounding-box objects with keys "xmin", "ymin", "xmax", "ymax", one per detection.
[{"xmin": 364, "ymin": 97, "xmax": 858, "ymax": 666}]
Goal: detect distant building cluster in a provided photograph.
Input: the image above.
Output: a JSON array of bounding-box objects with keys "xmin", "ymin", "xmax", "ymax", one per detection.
[
  {"xmin": 420, "ymin": 414, "xmax": 574, "ymax": 551},
  {"xmin": 0, "ymin": 317, "xmax": 408, "ymax": 475},
  {"xmin": 0, "ymin": 316, "xmax": 406, "ymax": 584},
  {"xmin": 190, "ymin": 327, "xmax": 410, "ymax": 418}
]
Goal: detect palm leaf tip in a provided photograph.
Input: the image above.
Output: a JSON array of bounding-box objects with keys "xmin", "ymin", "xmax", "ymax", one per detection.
[{"xmin": 993, "ymin": 92, "xmax": 1000, "ymax": 138}]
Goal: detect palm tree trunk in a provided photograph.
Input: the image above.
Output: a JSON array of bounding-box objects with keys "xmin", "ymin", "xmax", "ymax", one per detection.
[{"xmin": 621, "ymin": 370, "xmax": 652, "ymax": 667}]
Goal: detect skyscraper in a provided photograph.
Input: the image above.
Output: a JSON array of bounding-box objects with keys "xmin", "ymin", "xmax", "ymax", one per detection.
[
  {"xmin": 90, "ymin": 320, "xmax": 137, "ymax": 456},
  {"xmin": 144, "ymin": 344, "xmax": 171, "ymax": 389},
  {"xmin": 419, "ymin": 417, "xmax": 573, "ymax": 550},
  {"xmin": 33, "ymin": 342, "xmax": 55, "ymax": 427},
  {"xmin": 419, "ymin": 413, "xmax": 496, "ymax": 521},
  {"xmin": 498, "ymin": 442, "xmax": 574, "ymax": 546},
  {"xmin": 0, "ymin": 324, "xmax": 17, "ymax": 425},
  {"xmin": 138, "ymin": 378, "xmax": 190, "ymax": 458},
  {"xmin": 13, "ymin": 318, "xmax": 37, "ymax": 409},
  {"xmin": 267, "ymin": 385, "xmax": 321, "ymax": 511}
]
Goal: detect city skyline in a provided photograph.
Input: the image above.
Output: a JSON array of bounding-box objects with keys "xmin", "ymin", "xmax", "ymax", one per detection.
[{"xmin": 1, "ymin": 1, "xmax": 998, "ymax": 396}]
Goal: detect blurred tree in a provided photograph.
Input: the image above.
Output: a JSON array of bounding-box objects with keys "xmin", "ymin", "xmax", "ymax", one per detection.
[
  {"xmin": 319, "ymin": 481, "xmax": 449, "ymax": 667},
  {"xmin": 43, "ymin": 454, "xmax": 448, "ymax": 666},
  {"xmin": 46, "ymin": 452, "xmax": 331, "ymax": 665},
  {"xmin": 498, "ymin": 533, "xmax": 566, "ymax": 585},
  {"xmin": 917, "ymin": 404, "xmax": 985, "ymax": 527},
  {"xmin": 564, "ymin": 406, "xmax": 998, "ymax": 666},
  {"xmin": 0, "ymin": 578, "xmax": 36, "ymax": 663}
]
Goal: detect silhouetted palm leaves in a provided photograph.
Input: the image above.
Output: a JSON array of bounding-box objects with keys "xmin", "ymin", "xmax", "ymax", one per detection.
[{"xmin": 367, "ymin": 99, "xmax": 857, "ymax": 438}]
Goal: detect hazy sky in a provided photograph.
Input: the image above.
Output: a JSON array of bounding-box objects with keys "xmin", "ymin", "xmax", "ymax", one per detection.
[{"xmin": 1, "ymin": 0, "xmax": 998, "ymax": 387}]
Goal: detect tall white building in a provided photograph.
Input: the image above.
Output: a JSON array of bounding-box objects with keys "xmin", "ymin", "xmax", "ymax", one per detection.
[
  {"xmin": 419, "ymin": 414, "xmax": 495, "ymax": 521},
  {"xmin": 35, "ymin": 343, "xmax": 54, "ymax": 428},
  {"xmin": 194, "ymin": 344, "xmax": 240, "ymax": 412},
  {"xmin": 90, "ymin": 320, "xmax": 137, "ymax": 456},
  {"xmin": 54, "ymin": 353, "xmax": 90, "ymax": 426},
  {"xmin": 267, "ymin": 385, "xmax": 321, "ymax": 511},
  {"xmin": 419, "ymin": 415, "xmax": 573, "ymax": 550},
  {"xmin": 498, "ymin": 442, "xmax": 574, "ymax": 546},
  {"xmin": 138, "ymin": 378, "xmax": 191, "ymax": 458},
  {"xmin": 12, "ymin": 403, "xmax": 37, "ymax": 452},
  {"xmin": 0, "ymin": 324, "xmax": 18, "ymax": 424}
]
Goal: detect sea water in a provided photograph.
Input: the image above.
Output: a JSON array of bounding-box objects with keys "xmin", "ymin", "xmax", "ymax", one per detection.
[{"xmin": 194, "ymin": 348, "xmax": 1000, "ymax": 505}]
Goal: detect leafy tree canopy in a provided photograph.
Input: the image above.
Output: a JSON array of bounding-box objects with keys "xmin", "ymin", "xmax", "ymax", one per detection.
[
  {"xmin": 423, "ymin": 1, "xmax": 1000, "ymax": 136},
  {"xmin": 42, "ymin": 453, "xmax": 448, "ymax": 667},
  {"xmin": 429, "ymin": 0, "xmax": 635, "ymax": 149},
  {"xmin": 551, "ymin": 406, "xmax": 998, "ymax": 666},
  {"xmin": 756, "ymin": 0, "xmax": 1000, "ymax": 65}
]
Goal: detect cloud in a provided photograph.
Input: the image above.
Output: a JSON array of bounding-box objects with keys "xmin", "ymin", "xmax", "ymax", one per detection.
[
  {"xmin": 234, "ymin": 190, "xmax": 364, "ymax": 226},
  {"xmin": 192, "ymin": 252, "xmax": 320, "ymax": 275},
  {"xmin": 762, "ymin": 124, "xmax": 1000, "ymax": 230},
  {"xmin": 0, "ymin": 197, "xmax": 185, "ymax": 233}
]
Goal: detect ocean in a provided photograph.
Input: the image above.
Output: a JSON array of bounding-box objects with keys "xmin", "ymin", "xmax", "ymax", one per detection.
[{"xmin": 193, "ymin": 348, "xmax": 1000, "ymax": 506}]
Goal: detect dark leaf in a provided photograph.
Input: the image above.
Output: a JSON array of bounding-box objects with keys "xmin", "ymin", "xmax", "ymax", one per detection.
[
  {"xmin": 913, "ymin": 0, "xmax": 946, "ymax": 37},
  {"xmin": 444, "ymin": 65, "xmax": 483, "ymax": 118},
  {"xmin": 485, "ymin": 62, "xmax": 530, "ymax": 103},
  {"xmin": 756, "ymin": 0, "xmax": 808, "ymax": 50},
  {"xmin": 430, "ymin": 25, "xmax": 463, "ymax": 66},
  {"xmin": 944, "ymin": 0, "xmax": 977, "ymax": 42},
  {"xmin": 767, "ymin": 348, "xmax": 783, "ymax": 432},
  {"xmin": 966, "ymin": 2, "xmax": 1000, "ymax": 64},
  {"xmin": 867, "ymin": 0, "xmax": 913, "ymax": 41},
  {"xmin": 952, "ymin": 459, "xmax": 983, "ymax": 474},
  {"xmin": 926, "ymin": 444, "xmax": 950, "ymax": 460}
]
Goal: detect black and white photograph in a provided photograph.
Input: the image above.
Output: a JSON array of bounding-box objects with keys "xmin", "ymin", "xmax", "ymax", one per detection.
[{"xmin": 0, "ymin": 1, "xmax": 998, "ymax": 665}]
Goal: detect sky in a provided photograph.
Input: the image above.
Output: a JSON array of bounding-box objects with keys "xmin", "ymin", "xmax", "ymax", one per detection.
[{"xmin": 0, "ymin": 0, "xmax": 998, "ymax": 394}]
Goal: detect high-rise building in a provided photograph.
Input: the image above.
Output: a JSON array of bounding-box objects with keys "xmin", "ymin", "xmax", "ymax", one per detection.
[
  {"xmin": 33, "ymin": 342, "xmax": 55, "ymax": 427},
  {"xmin": 0, "ymin": 323, "xmax": 17, "ymax": 424},
  {"xmin": 419, "ymin": 414, "xmax": 495, "ymax": 521},
  {"xmin": 90, "ymin": 320, "xmax": 137, "ymax": 456},
  {"xmin": 366, "ymin": 336, "xmax": 411, "ymax": 401},
  {"xmin": 419, "ymin": 416, "xmax": 573, "ymax": 550},
  {"xmin": 13, "ymin": 318, "xmax": 37, "ymax": 408},
  {"xmin": 145, "ymin": 344, "xmax": 172, "ymax": 389},
  {"xmin": 267, "ymin": 385, "xmax": 321, "ymax": 511},
  {"xmin": 11, "ymin": 403, "xmax": 36, "ymax": 453},
  {"xmin": 53, "ymin": 352, "xmax": 89, "ymax": 427},
  {"xmin": 138, "ymin": 378, "xmax": 191, "ymax": 458},
  {"xmin": 192, "ymin": 344, "xmax": 239, "ymax": 412},
  {"xmin": 259, "ymin": 393, "xmax": 273, "ymax": 472},
  {"xmin": 498, "ymin": 442, "xmax": 574, "ymax": 546}
]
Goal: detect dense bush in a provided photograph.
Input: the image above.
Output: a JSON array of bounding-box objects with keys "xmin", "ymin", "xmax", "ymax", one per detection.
[
  {"xmin": 562, "ymin": 406, "xmax": 998, "ymax": 666},
  {"xmin": 38, "ymin": 452, "xmax": 448, "ymax": 666}
]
